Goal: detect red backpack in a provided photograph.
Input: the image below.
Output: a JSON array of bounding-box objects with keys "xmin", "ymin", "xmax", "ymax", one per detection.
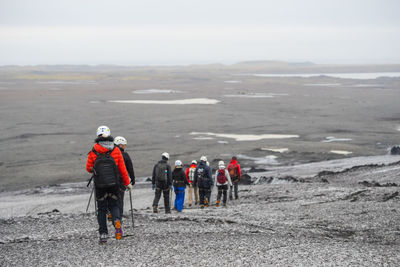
[{"xmin": 217, "ymin": 169, "xmax": 227, "ymax": 184}]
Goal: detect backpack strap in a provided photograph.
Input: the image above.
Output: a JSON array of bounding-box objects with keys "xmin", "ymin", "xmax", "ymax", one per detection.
[{"xmin": 92, "ymin": 147, "xmax": 100, "ymax": 156}]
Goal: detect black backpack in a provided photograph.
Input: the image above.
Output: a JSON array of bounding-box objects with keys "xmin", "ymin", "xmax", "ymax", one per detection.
[
  {"xmin": 197, "ymin": 167, "xmax": 209, "ymax": 187},
  {"xmin": 92, "ymin": 148, "xmax": 120, "ymax": 189},
  {"xmin": 155, "ymin": 162, "xmax": 168, "ymax": 182}
]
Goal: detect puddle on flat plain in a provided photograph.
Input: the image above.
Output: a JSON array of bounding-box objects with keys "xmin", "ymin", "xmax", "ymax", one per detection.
[
  {"xmin": 190, "ymin": 132, "xmax": 299, "ymax": 141},
  {"xmin": 261, "ymin": 148, "xmax": 289, "ymax": 153},
  {"xmin": 330, "ymin": 150, "xmax": 353, "ymax": 155},
  {"xmin": 133, "ymin": 89, "xmax": 183, "ymax": 94},
  {"xmin": 322, "ymin": 136, "xmax": 352, "ymax": 143},
  {"xmin": 109, "ymin": 98, "xmax": 220, "ymax": 105}
]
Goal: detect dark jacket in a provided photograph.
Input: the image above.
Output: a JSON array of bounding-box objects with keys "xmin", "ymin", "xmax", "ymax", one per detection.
[
  {"xmin": 193, "ymin": 161, "xmax": 213, "ymax": 189},
  {"xmin": 152, "ymin": 159, "xmax": 172, "ymax": 186},
  {"xmin": 120, "ymin": 147, "xmax": 135, "ymax": 185},
  {"xmin": 172, "ymin": 167, "xmax": 189, "ymax": 188}
]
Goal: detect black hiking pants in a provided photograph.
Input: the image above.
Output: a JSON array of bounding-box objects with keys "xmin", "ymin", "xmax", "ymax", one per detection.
[
  {"xmin": 217, "ymin": 184, "xmax": 228, "ymax": 204},
  {"xmin": 229, "ymin": 181, "xmax": 239, "ymax": 199},
  {"xmin": 199, "ymin": 187, "xmax": 211, "ymax": 206},
  {"xmin": 96, "ymin": 187, "xmax": 120, "ymax": 235},
  {"xmin": 153, "ymin": 182, "xmax": 171, "ymax": 212}
]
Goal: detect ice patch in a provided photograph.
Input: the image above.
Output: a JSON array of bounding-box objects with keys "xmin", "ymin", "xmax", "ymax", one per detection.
[
  {"xmin": 109, "ymin": 98, "xmax": 220, "ymax": 105},
  {"xmin": 224, "ymin": 80, "xmax": 242, "ymax": 84},
  {"xmin": 322, "ymin": 136, "xmax": 352, "ymax": 143},
  {"xmin": 190, "ymin": 132, "xmax": 299, "ymax": 141},
  {"xmin": 237, "ymin": 154, "xmax": 278, "ymax": 165},
  {"xmin": 330, "ymin": 150, "xmax": 353, "ymax": 155},
  {"xmin": 217, "ymin": 141, "xmax": 229, "ymax": 144},
  {"xmin": 261, "ymin": 148, "xmax": 289, "ymax": 153},
  {"xmin": 224, "ymin": 93, "xmax": 288, "ymax": 98},
  {"xmin": 133, "ymin": 89, "xmax": 183, "ymax": 94}
]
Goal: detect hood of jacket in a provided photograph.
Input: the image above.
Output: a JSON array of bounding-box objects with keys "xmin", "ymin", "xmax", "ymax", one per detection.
[
  {"xmin": 230, "ymin": 159, "xmax": 238, "ymax": 165},
  {"xmin": 93, "ymin": 143, "xmax": 114, "ymax": 153},
  {"xmin": 95, "ymin": 135, "xmax": 115, "ymax": 151}
]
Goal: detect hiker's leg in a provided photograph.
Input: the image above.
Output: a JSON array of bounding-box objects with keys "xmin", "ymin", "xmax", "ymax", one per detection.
[
  {"xmin": 217, "ymin": 186, "xmax": 222, "ymax": 201},
  {"xmin": 153, "ymin": 187, "xmax": 162, "ymax": 207},
  {"xmin": 222, "ymin": 185, "xmax": 228, "ymax": 204},
  {"xmin": 176, "ymin": 187, "xmax": 184, "ymax": 211},
  {"xmin": 234, "ymin": 182, "xmax": 239, "ymax": 199},
  {"xmin": 199, "ymin": 188, "xmax": 205, "ymax": 205},
  {"xmin": 163, "ymin": 188, "xmax": 170, "ymax": 212},
  {"xmin": 108, "ymin": 194, "xmax": 121, "ymax": 222},
  {"xmin": 96, "ymin": 191, "xmax": 108, "ymax": 235},
  {"xmin": 205, "ymin": 188, "xmax": 211, "ymax": 204},
  {"xmin": 229, "ymin": 185, "xmax": 233, "ymax": 200},
  {"xmin": 188, "ymin": 186, "xmax": 193, "ymax": 206},
  {"xmin": 194, "ymin": 186, "xmax": 199, "ymax": 204},
  {"xmin": 174, "ymin": 186, "xmax": 178, "ymax": 209}
]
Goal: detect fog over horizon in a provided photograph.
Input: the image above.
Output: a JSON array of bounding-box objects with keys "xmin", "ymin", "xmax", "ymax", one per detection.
[{"xmin": 1, "ymin": 0, "xmax": 399, "ymax": 66}]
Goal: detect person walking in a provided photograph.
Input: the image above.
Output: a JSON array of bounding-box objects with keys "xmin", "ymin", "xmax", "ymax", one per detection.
[
  {"xmin": 193, "ymin": 156, "xmax": 213, "ymax": 208},
  {"xmin": 228, "ymin": 156, "xmax": 241, "ymax": 200},
  {"xmin": 86, "ymin": 126, "xmax": 132, "ymax": 243},
  {"xmin": 215, "ymin": 161, "xmax": 232, "ymax": 207},
  {"xmin": 185, "ymin": 160, "xmax": 199, "ymax": 207},
  {"xmin": 152, "ymin": 152, "xmax": 172, "ymax": 214},
  {"xmin": 172, "ymin": 160, "xmax": 189, "ymax": 212},
  {"xmin": 114, "ymin": 136, "xmax": 136, "ymax": 219}
]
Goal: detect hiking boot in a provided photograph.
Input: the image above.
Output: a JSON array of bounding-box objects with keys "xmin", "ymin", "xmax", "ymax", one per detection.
[
  {"xmin": 165, "ymin": 210, "xmax": 171, "ymax": 214},
  {"xmin": 188, "ymin": 204, "xmax": 192, "ymax": 207},
  {"xmin": 216, "ymin": 200, "xmax": 220, "ymax": 207},
  {"xmin": 204, "ymin": 198, "xmax": 209, "ymax": 208},
  {"xmin": 195, "ymin": 201, "xmax": 198, "ymax": 205},
  {"xmin": 115, "ymin": 220, "xmax": 123, "ymax": 240},
  {"xmin": 200, "ymin": 204, "xmax": 204, "ymax": 209},
  {"xmin": 229, "ymin": 196, "xmax": 233, "ymax": 201},
  {"xmin": 99, "ymin": 233, "xmax": 108, "ymax": 244},
  {"xmin": 223, "ymin": 203, "xmax": 227, "ymax": 208},
  {"xmin": 153, "ymin": 206, "xmax": 158, "ymax": 213},
  {"xmin": 107, "ymin": 213, "xmax": 112, "ymax": 222},
  {"xmin": 235, "ymin": 196, "xmax": 239, "ymax": 200}
]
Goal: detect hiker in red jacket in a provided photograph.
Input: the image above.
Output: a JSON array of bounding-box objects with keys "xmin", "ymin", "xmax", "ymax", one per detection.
[
  {"xmin": 227, "ymin": 156, "xmax": 241, "ymax": 200},
  {"xmin": 185, "ymin": 160, "xmax": 199, "ymax": 207},
  {"xmin": 86, "ymin": 126, "xmax": 132, "ymax": 243}
]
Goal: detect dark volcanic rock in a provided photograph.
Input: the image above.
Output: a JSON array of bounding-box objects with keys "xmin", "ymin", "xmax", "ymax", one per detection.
[{"xmin": 390, "ymin": 145, "xmax": 400, "ymax": 155}]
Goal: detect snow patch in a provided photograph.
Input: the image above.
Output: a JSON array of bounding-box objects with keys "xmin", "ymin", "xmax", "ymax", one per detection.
[
  {"xmin": 330, "ymin": 150, "xmax": 353, "ymax": 155},
  {"xmin": 237, "ymin": 154, "xmax": 278, "ymax": 165},
  {"xmin": 304, "ymin": 83, "xmax": 341, "ymax": 87},
  {"xmin": 224, "ymin": 93, "xmax": 288, "ymax": 98},
  {"xmin": 261, "ymin": 148, "xmax": 289, "ymax": 153},
  {"xmin": 133, "ymin": 89, "xmax": 183, "ymax": 94},
  {"xmin": 224, "ymin": 80, "xmax": 242, "ymax": 84},
  {"xmin": 217, "ymin": 141, "xmax": 229, "ymax": 144},
  {"xmin": 193, "ymin": 137, "xmax": 214, "ymax": 140},
  {"xmin": 109, "ymin": 98, "xmax": 220, "ymax": 105},
  {"xmin": 322, "ymin": 136, "xmax": 352, "ymax": 143},
  {"xmin": 190, "ymin": 132, "xmax": 299, "ymax": 141}
]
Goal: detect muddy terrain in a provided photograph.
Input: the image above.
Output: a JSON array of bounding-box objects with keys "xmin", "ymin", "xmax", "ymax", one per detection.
[{"xmin": 1, "ymin": 62, "xmax": 400, "ymax": 192}]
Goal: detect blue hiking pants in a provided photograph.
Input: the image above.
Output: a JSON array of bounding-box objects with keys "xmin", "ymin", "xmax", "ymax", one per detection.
[{"xmin": 174, "ymin": 186, "xmax": 186, "ymax": 212}]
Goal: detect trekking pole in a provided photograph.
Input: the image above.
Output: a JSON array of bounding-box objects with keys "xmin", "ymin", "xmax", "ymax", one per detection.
[
  {"xmin": 129, "ymin": 190, "xmax": 134, "ymax": 228},
  {"xmin": 170, "ymin": 187, "xmax": 173, "ymax": 210},
  {"xmin": 86, "ymin": 185, "xmax": 94, "ymax": 213}
]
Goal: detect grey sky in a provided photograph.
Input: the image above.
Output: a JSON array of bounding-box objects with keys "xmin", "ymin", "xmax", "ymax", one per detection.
[{"xmin": 0, "ymin": 0, "xmax": 399, "ymax": 65}]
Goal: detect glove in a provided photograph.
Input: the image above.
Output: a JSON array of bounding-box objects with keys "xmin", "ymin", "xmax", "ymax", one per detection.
[
  {"xmin": 152, "ymin": 184, "xmax": 155, "ymax": 190},
  {"xmin": 126, "ymin": 184, "xmax": 132, "ymax": 191}
]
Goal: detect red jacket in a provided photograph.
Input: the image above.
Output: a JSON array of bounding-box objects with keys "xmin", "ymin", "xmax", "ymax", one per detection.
[
  {"xmin": 86, "ymin": 143, "xmax": 131, "ymax": 186},
  {"xmin": 185, "ymin": 164, "xmax": 197, "ymax": 184},
  {"xmin": 227, "ymin": 159, "xmax": 241, "ymax": 179}
]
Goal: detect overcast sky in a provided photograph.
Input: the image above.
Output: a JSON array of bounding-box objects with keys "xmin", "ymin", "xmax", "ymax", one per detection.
[{"xmin": 0, "ymin": 0, "xmax": 399, "ymax": 65}]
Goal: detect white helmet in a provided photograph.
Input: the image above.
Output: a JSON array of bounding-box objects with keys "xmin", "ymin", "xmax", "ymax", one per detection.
[
  {"xmin": 175, "ymin": 160, "xmax": 183, "ymax": 167},
  {"xmin": 218, "ymin": 160, "xmax": 225, "ymax": 167},
  {"xmin": 191, "ymin": 160, "xmax": 197, "ymax": 164},
  {"xmin": 162, "ymin": 152, "xmax": 170, "ymax": 159},
  {"xmin": 200, "ymin": 156, "xmax": 207, "ymax": 162},
  {"xmin": 114, "ymin": 136, "xmax": 127, "ymax": 145},
  {"xmin": 97, "ymin": 125, "xmax": 110, "ymax": 137}
]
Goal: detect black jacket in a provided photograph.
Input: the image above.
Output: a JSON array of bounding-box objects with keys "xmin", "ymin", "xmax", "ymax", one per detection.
[
  {"xmin": 172, "ymin": 168, "xmax": 189, "ymax": 188},
  {"xmin": 120, "ymin": 147, "xmax": 135, "ymax": 185}
]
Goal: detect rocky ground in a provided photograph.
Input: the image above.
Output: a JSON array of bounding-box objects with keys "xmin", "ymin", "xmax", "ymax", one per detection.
[{"xmin": 1, "ymin": 156, "xmax": 400, "ymax": 266}]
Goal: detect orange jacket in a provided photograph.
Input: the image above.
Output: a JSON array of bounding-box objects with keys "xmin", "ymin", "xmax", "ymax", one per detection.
[{"xmin": 86, "ymin": 143, "xmax": 130, "ymax": 186}]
